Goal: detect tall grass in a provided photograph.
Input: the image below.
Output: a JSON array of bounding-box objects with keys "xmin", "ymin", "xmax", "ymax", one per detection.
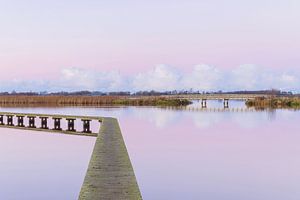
[
  {"xmin": 246, "ymin": 97, "xmax": 300, "ymax": 109},
  {"xmin": 0, "ymin": 95, "xmax": 192, "ymax": 107}
]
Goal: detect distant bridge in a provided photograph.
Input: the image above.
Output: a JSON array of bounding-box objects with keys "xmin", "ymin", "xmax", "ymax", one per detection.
[
  {"xmin": 163, "ymin": 94, "xmax": 271, "ymax": 100},
  {"xmin": 160, "ymin": 93, "xmax": 271, "ymax": 109}
]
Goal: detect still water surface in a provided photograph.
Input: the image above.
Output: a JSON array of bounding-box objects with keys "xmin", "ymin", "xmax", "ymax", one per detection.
[{"xmin": 0, "ymin": 100, "xmax": 300, "ymax": 200}]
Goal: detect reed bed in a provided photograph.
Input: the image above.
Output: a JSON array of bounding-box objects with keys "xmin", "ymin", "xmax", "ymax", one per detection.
[
  {"xmin": 0, "ymin": 95, "xmax": 192, "ymax": 107},
  {"xmin": 246, "ymin": 97, "xmax": 300, "ymax": 109}
]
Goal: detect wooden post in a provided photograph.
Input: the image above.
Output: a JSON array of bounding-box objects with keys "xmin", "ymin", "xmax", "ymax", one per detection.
[
  {"xmin": 53, "ymin": 117, "xmax": 62, "ymax": 130},
  {"xmin": 201, "ymin": 99, "xmax": 207, "ymax": 108},
  {"xmin": 28, "ymin": 116, "xmax": 36, "ymax": 128},
  {"xmin": 224, "ymin": 99, "xmax": 229, "ymax": 108},
  {"xmin": 66, "ymin": 118, "xmax": 76, "ymax": 132},
  {"xmin": 16, "ymin": 115, "xmax": 25, "ymax": 127},
  {"xmin": 40, "ymin": 117, "xmax": 49, "ymax": 129},
  {"xmin": 7, "ymin": 115, "xmax": 14, "ymax": 126},
  {"xmin": 82, "ymin": 119, "xmax": 92, "ymax": 133},
  {"xmin": 0, "ymin": 115, "xmax": 4, "ymax": 125}
]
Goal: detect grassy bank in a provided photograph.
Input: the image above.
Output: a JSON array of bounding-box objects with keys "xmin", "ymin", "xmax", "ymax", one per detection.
[
  {"xmin": 246, "ymin": 97, "xmax": 300, "ymax": 109},
  {"xmin": 0, "ymin": 95, "xmax": 192, "ymax": 107}
]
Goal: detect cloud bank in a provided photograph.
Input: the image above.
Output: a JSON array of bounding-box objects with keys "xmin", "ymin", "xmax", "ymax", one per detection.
[{"xmin": 0, "ymin": 64, "xmax": 299, "ymax": 92}]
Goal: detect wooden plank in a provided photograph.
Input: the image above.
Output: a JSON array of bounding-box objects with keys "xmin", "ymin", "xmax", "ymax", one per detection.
[{"xmin": 79, "ymin": 117, "xmax": 142, "ymax": 200}]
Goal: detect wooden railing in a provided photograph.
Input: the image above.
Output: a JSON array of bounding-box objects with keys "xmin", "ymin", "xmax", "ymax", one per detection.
[{"xmin": 0, "ymin": 112, "xmax": 102, "ymax": 137}]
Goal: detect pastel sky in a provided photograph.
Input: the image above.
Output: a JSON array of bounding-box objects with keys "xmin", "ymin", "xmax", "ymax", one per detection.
[{"xmin": 0, "ymin": 0, "xmax": 299, "ymax": 92}]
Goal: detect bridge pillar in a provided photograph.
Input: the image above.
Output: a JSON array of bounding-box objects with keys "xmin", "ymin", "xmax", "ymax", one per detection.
[
  {"xmin": 7, "ymin": 115, "xmax": 14, "ymax": 126},
  {"xmin": 201, "ymin": 99, "xmax": 207, "ymax": 108},
  {"xmin": 40, "ymin": 117, "xmax": 49, "ymax": 129},
  {"xmin": 82, "ymin": 119, "xmax": 92, "ymax": 133},
  {"xmin": 0, "ymin": 115, "xmax": 4, "ymax": 125},
  {"xmin": 224, "ymin": 99, "xmax": 229, "ymax": 108},
  {"xmin": 66, "ymin": 118, "xmax": 76, "ymax": 132},
  {"xmin": 28, "ymin": 116, "xmax": 36, "ymax": 128},
  {"xmin": 16, "ymin": 115, "xmax": 25, "ymax": 127},
  {"xmin": 53, "ymin": 117, "xmax": 62, "ymax": 131}
]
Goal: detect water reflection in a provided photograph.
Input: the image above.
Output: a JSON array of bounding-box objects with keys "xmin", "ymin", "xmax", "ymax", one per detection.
[
  {"xmin": 0, "ymin": 128, "xmax": 96, "ymax": 200},
  {"xmin": 132, "ymin": 108, "xmax": 181, "ymax": 128},
  {"xmin": 0, "ymin": 102, "xmax": 298, "ymax": 131},
  {"xmin": 188, "ymin": 99, "xmax": 247, "ymax": 109},
  {"xmin": 0, "ymin": 101, "xmax": 300, "ymax": 199}
]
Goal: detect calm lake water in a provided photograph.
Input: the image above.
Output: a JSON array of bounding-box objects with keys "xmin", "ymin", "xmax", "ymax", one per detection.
[{"xmin": 1, "ymin": 100, "xmax": 300, "ymax": 200}]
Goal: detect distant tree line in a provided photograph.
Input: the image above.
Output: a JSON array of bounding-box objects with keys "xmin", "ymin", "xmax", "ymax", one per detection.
[{"xmin": 0, "ymin": 89, "xmax": 295, "ymax": 96}]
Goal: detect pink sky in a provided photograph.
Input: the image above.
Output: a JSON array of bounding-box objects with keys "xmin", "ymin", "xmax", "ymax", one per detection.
[{"xmin": 0, "ymin": 0, "xmax": 299, "ymax": 91}]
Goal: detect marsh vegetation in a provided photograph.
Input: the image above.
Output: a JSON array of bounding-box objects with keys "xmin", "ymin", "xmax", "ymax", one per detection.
[
  {"xmin": 246, "ymin": 97, "xmax": 300, "ymax": 109},
  {"xmin": 0, "ymin": 95, "xmax": 192, "ymax": 107}
]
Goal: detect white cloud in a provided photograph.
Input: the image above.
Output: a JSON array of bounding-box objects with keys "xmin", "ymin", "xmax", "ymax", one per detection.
[
  {"xmin": 51, "ymin": 67, "xmax": 128, "ymax": 92},
  {"xmin": 181, "ymin": 64, "xmax": 222, "ymax": 91},
  {"xmin": 277, "ymin": 74, "xmax": 299, "ymax": 91},
  {"xmin": 230, "ymin": 64, "xmax": 263, "ymax": 90},
  {"xmin": 0, "ymin": 64, "xmax": 299, "ymax": 92},
  {"xmin": 226, "ymin": 64, "xmax": 300, "ymax": 92},
  {"xmin": 132, "ymin": 64, "xmax": 180, "ymax": 91},
  {"xmin": 0, "ymin": 79, "xmax": 50, "ymax": 92}
]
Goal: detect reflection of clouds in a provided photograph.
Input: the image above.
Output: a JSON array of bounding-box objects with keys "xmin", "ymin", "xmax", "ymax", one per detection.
[
  {"xmin": 0, "ymin": 106, "xmax": 128, "ymax": 119},
  {"xmin": 131, "ymin": 108, "xmax": 181, "ymax": 128},
  {"xmin": 94, "ymin": 107, "xmax": 128, "ymax": 118},
  {"xmin": 276, "ymin": 109, "xmax": 300, "ymax": 121},
  {"xmin": 6, "ymin": 106, "xmax": 296, "ymax": 132},
  {"xmin": 230, "ymin": 112, "xmax": 267, "ymax": 128},
  {"xmin": 190, "ymin": 113, "xmax": 222, "ymax": 129},
  {"xmin": 188, "ymin": 111, "xmax": 272, "ymax": 129}
]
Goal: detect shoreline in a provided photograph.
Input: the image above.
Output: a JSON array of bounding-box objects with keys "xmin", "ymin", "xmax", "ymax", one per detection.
[{"xmin": 1, "ymin": 95, "xmax": 300, "ymax": 110}]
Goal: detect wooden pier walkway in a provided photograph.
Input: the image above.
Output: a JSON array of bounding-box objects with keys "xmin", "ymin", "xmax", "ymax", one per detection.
[
  {"xmin": 79, "ymin": 117, "xmax": 142, "ymax": 200},
  {"xmin": 0, "ymin": 112, "xmax": 142, "ymax": 200}
]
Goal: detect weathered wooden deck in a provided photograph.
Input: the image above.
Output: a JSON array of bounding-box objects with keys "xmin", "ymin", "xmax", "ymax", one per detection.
[{"xmin": 79, "ymin": 117, "xmax": 142, "ymax": 200}]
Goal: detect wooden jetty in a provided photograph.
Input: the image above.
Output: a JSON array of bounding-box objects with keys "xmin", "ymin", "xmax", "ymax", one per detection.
[
  {"xmin": 79, "ymin": 118, "xmax": 142, "ymax": 199},
  {"xmin": 0, "ymin": 112, "xmax": 142, "ymax": 200}
]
